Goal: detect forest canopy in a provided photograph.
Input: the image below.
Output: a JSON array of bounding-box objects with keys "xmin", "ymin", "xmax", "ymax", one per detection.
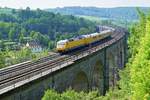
[{"xmin": 0, "ymin": 7, "xmax": 96, "ymax": 48}]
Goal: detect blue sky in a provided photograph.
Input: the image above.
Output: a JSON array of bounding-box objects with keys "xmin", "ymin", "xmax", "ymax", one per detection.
[{"xmin": 0, "ymin": 0, "xmax": 150, "ymax": 9}]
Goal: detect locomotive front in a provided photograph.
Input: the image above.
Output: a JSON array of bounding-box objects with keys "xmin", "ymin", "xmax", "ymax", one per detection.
[{"xmin": 56, "ymin": 40, "xmax": 67, "ymax": 52}]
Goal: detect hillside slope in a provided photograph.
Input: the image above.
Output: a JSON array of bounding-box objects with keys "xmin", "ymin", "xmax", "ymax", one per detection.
[
  {"xmin": 0, "ymin": 8, "xmax": 96, "ymax": 48},
  {"xmin": 46, "ymin": 7, "xmax": 150, "ymax": 20}
]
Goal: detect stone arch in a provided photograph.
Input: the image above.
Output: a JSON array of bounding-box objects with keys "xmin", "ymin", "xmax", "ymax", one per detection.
[
  {"xmin": 71, "ymin": 71, "xmax": 89, "ymax": 92},
  {"xmin": 91, "ymin": 60, "xmax": 103, "ymax": 94},
  {"xmin": 108, "ymin": 52, "xmax": 118, "ymax": 88}
]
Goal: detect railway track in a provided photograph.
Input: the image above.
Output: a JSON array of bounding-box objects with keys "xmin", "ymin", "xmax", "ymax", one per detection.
[
  {"xmin": 0, "ymin": 55, "xmax": 69, "ymax": 89},
  {"xmin": 0, "ymin": 53, "xmax": 60, "ymax": 76},
  {"xmin": 0, "ymin": 28, "xmax": 126, "ymax": 93},
  {"xmin": 0, "ymin": 54, "xmax": 62, "ymax": 84}
]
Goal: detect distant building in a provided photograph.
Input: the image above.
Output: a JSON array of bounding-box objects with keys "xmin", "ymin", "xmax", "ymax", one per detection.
[{"xmin": 26, "ymin": 41, "xmax": 42, "ymax": 53}]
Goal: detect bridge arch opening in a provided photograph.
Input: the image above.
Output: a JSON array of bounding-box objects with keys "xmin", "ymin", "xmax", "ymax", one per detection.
[
  {"xmin": 92, "ymin": 60, "xmax": 103, "ymax": 94},
  {"xmin": 71, "ymin": 71, "xmax": 89, "ymax": 92}
]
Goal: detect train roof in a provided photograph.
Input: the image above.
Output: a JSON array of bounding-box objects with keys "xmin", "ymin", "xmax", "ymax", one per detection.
[
  {"xmin": 83, "ymin": 32, "xmax": 103, "ymax": 37},
  {"xmin": 68, "ymin": 35, "xmax": 85, "ymax": 41},
  {"xmin": 57, "ymin": 29, "xmax": 113, "ymax": 44},
  {"xmin": 57, "ymin": 40, "xmax": 68, "ymax": 44}
]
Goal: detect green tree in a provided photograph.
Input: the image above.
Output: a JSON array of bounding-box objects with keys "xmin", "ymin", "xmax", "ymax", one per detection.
[
  {"xmin": 48, "ymin": 41, "xmax": 54, "ymax": 50},
  {"xmin": 18, "ymin": 28, "xmax": 26, "ymax": 43},
  {"xmin": 11, "ymin": 9, "xmax": 16, "ymax": 14},
  {"xmin": 116, "ymin": 9, "xmax": 150, "ymax": 99},
  {"xmin": 8, "ymin": 28, "xmax": 15, "ymax": 41},
  {"xmin": 42, "ymin": 89, "xmax": 101, "ymax": 100},
  {"xmin": 19, "ymin": 32, "xmax": 24, "ymax": 43},
  {"xmin": 42, "ymin": 90, "xmax": 61, "ymax": 100},
  {"xmin": 0, "ymin": 52, "xmax": 5, "ymax": 68},
  {"xmin": 30, "ymin": 31, "xmax": 35, "ymax": 38},
  {"xmin": 78, "ymin": 27, "xmax": 89, "ymax": 35},
  {"xmin": 0, "ymin": 32, "xmax": 2, "ymax": 40},
  {"xmin": 130, "ymin": 20, "xmax": 150, "ymax": 100}
]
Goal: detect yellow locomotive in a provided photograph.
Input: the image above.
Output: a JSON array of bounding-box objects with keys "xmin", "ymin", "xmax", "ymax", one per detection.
[{"xmin": 56, "ymin": 29, "xmax": 113, "ymax": 53}]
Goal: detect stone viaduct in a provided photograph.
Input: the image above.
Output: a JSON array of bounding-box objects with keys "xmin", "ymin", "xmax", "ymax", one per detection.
[{"xmin": 0, "ymin": 28, "xmax": 128, "ymax": 100}]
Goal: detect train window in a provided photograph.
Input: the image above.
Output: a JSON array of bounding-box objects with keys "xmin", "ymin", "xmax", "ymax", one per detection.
[
  {"xmin": 69, "ymin": 39, "xmax": 74, "ymax": 41},
  {"xmin": 57, "ymin": 42, "xmax": 66, "ymax": 48}
]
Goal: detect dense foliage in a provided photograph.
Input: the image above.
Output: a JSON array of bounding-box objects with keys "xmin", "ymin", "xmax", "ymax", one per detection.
[
  {"xmin": 97, "ymin": 8, "xmax": 150, "ymax": 100},
  {"xmin": 128, "ymin": 11, "xmax": 150, "ymax": 100},
  {"xmin": 103, "ymin": 8, "xmax": 150, "ymax": 99},
  {"xmin": 0, "ymin": 7, "xmax": 96, "ymax": 48},
  {"xmin": 42, "ymin": 89, "xmax": 105, "ymax": 100}
]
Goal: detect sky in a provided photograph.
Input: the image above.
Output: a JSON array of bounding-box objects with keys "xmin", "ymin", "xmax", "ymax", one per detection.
[{"xmin": 0, "ymin": 0, "xmax": 150, "ymax": 9}]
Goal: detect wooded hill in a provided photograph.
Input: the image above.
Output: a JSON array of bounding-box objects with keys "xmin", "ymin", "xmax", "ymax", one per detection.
[
  {"xmin": 0, "ymin": 7, "xmax": 96, "ymax": 48},
  {"xmin": 46, "ymin": 7, "xmax": 150, "ymax": 21}
]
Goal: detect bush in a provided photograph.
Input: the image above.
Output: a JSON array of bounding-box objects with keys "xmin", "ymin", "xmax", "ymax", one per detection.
[
  {"xmin": 42, "ymin": 90, "xmax": 61, "ymax": 100},
  {"xmin": 42, "ymin": 89, "xmax": 101, "ymax": 100}
]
